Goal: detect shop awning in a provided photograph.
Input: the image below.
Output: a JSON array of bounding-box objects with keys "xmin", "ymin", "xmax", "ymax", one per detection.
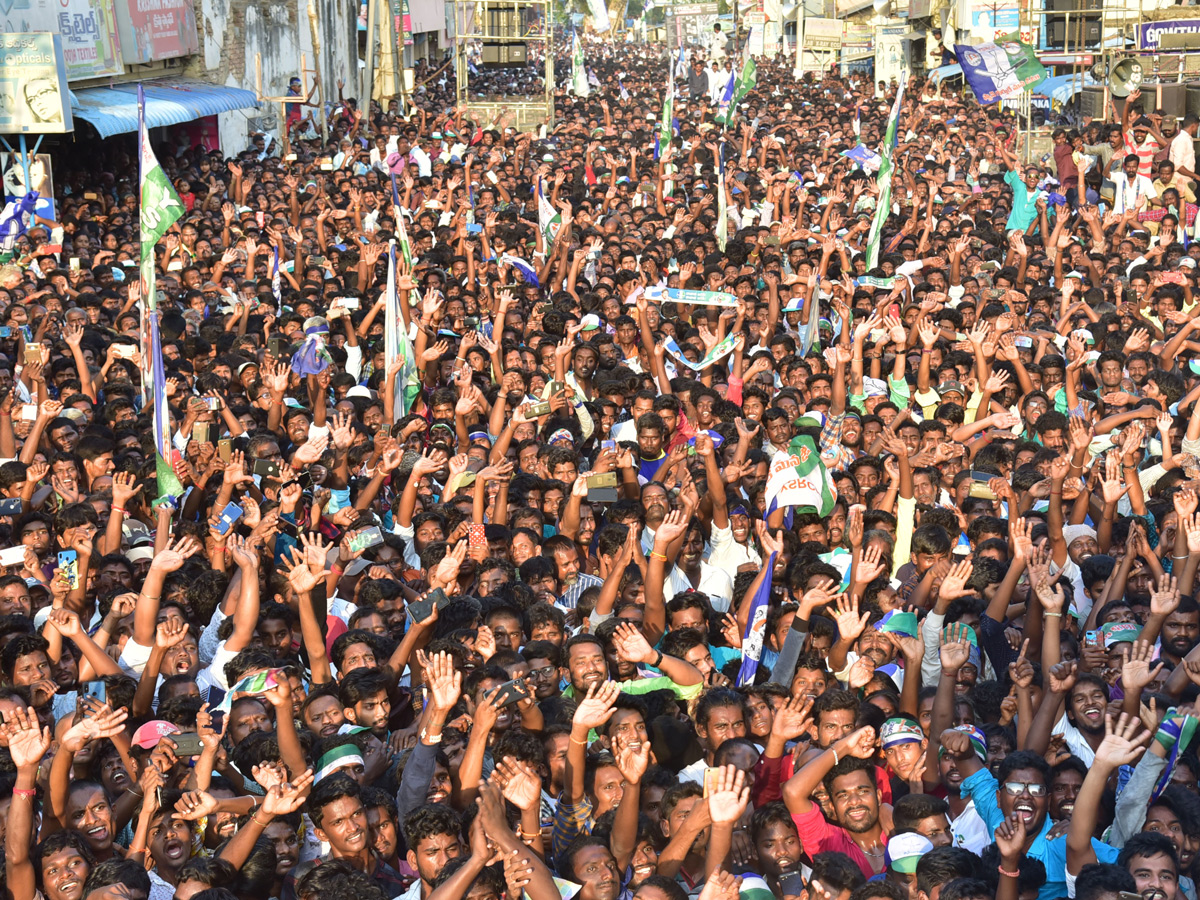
[{"xmin": 70, "ymin": 79, "xmax": 260, "ymax": 139}]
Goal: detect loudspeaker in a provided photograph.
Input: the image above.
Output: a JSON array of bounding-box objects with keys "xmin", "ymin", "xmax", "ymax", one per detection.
[
  {"xmin": 1046, "ymin": 0, "xmax": 1101, "ymax": 49},
  {"xmin": 1146, "ymin": 82, "xmax": 1188, "ymax": 119},
  {"xmin": 1108, "ymin": 57, "xmax": 1144, "ymax": 97},
  {"xmin": 1187, "ymin": 83, "xmax": 1200, "ymax": 117}
]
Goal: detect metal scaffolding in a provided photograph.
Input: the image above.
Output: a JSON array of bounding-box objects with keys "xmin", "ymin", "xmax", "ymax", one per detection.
[{"xmin": 451, "ymin": 0, "xmax": 556, "ymax": 132}]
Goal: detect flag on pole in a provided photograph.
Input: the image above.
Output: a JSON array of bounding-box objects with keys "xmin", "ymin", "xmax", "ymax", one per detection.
[
  {"xmin": 737, "ymin": 552, "xmax": 777, "ymax": 686},
  {"xmin": 139, "ymin": 86, "xmax": 183, "ymax": 314},
  {"xmin": 716, "ymin": 67, "xmax": 736, "ymax": 123},
  {"xmin": 537, "ymin": 178, "xmax": 561, "ymax": 248},
  {"xmin": 764, "ymin": 434, "xmax": 838, "ymax": 522},
  {"xmin": 384, "ymin": 242, "xmax": 421, "ymax": 417},
  {"xmin": 716, "ymin": 144, "xmax": 728, "ymax": 252},
  {"xmin": 660, "ymin": 62, "xmax": 674, "ymax": 148},
  {"xmin": 865, "ymin": 83, "xmax": 904, "ymax": 271},
  {"xmin": 139, "ymin": 85, "xmax": 185, "ymax": 505},
  {"xmin": 395, "ymin": 206, "xmax": 413, "ymax": 270},
  {"xmin": 799, "ymin": 289, "xmax": 821, "ymax": 357},
  {"xmin": 571, "ymin": 33, "xmax": 590, "ymax": 97},
  {"xmin": 271, "ymin": 246, "xmax": 282, "ymax": 315},
  {"xmin": 714, "ymin": 57, "xmax": 757, "ymax": 127}
]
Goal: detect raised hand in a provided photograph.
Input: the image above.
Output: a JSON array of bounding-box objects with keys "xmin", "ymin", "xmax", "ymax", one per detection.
[
  {"xmin": 771, "ymin": 695, "xmax": 814, "ymax": 741},
  {"xmin": 939, "ymin": 622, "xmax": 974, "ymax": 673},
  {"xmin": 993, "ymin": 813, "xmax": 1028, "ymax": 866},
  {"xmin": 1150, "ymin": 573, "xmax": 1181, "ymax": 619},
  {"xmin": 612, "ymin": 731, "xmax": 652, "ymax": 786},
  {"xmin": 493, "ymin": 758, "xmax": 541, "ymax": 811},
  {"xmin": 572, "ymin": 680, "xmax": 621, "ymax": 731},
  {"xmin": 1093, "ymin": 712, "xmax": 1150, "ymax": 769},
  {"xmin": 612, "ymin": 621, "xmax": 655, "ymax": 665},
  {"xmin": 1121, "ymin": 639, "xmax": 1165, "ymax": 694},
  {"xmin": 831, "ymin": 594, "xmax": 869, "ymax": 644},
  {"xmin": 706, "ymin": 764, "xmax": 751, "ymax": 826}
]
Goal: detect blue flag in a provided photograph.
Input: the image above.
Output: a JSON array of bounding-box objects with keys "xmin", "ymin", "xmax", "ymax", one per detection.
[{"xmin": 737, "ymin": 552, "xmax": 777, "ymax": 686}]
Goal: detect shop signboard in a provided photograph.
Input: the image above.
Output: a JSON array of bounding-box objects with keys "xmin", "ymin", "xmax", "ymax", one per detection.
[
  {"xmin": 0, "ymin": 33, "xmax": 73, "ymax": 133},
  {"xmin": 0, "ymin": 0, "xmax": 123, "ymax": 80},
  {"xmin": 113, "ymin": 0, "xmax": 199, "ymax": 64}
]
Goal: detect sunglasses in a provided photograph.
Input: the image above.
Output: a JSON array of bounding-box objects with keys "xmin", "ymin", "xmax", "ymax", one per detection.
[{"xmin": 1002, "ymin": 781, "xmax": 1047, "ymax": 797}]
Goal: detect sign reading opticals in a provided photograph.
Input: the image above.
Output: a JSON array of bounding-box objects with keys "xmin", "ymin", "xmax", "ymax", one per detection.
[{"xmin": 0, "ymin": 33, "xmax": 74, "ymax": 134}]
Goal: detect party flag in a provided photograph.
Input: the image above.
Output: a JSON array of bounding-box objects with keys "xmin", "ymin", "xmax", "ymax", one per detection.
[
  {"xmin": 384, "ymin": 242, "xmax": 421, "ymax": 417},
  {"xmin": 138, "ymin": 86, "xmax": 183, "ymax": 314},
  {"xmin": 764, "ymin": 434, "xmax": 838, "ymax": 521},
  {"xmin": 866, "ymin": 83, "xmax": 904, "ymax": 270},
  {"xmin": 660, "ymin": 61, "xmax": 674, "ymax": 148},
  {"xmin": 716, "ymin": 143, "xmax": 728, "ymax": 252},
  {"xmin": 715, "ymin": 57, "xmax": 757, "ymax": 127},
  {"xmin": 737, "ymin": 552, "xmax": 777, "ymax": 686},
  {"xmin": 271, "ymin": 246, "xmax": 282, "ymax": 315},
  {"xmin": 571, "ymin": 32, "xmax": 589, "ymax": 97},
  {"xmin": 537, "ymin": 178, "xmax": 561, "ymax": 248}
]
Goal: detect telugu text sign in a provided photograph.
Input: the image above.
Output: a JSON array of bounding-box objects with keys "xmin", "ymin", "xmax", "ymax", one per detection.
[
  {"xmin": 114, "ymin": 0, "xmax": 199, "ymax": 64},
  {"xmin": 0, "ymin": 0, "xmax": 123, "ymax": 81}
]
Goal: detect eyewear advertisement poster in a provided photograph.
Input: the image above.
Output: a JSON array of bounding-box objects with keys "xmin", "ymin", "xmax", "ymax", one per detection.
[
  {"xmin": 1, "ymin": 153, "xmax": 56, "ymax": 221},
  {"xmin": 114, "ymin": 0, "xmax": 199, "ymax": 64},
  {"xmin": 0, "ymin": 0, "xmax": 122, "ymax": 81},
  {"xmin": 0, "ymin": 34, "xmax": 73, "ymax": 134}
]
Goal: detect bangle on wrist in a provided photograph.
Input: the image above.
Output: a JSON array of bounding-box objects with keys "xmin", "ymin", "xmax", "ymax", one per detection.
[
  {"xmin": 12, "ymin": 787, "xmax": 35, "ymax": 799},
  {"xmin": 998, "ymin": 865, "xmax": 1020, "ymax": 879},
  {"xmin": 653, "ymin": 649, "xmax": 664, "ymax": 668},
  {"xmin": 831, "ymin": 746, "xmax": 839, "ymax": 765}
]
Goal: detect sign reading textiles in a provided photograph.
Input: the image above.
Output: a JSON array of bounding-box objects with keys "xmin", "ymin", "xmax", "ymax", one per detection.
[
  {"xmin": 0, "ymin": 33, "xmax": 73, "ymax": 134},
  {"xmin": 114, "ymin": 0, "xmax": 199, "ymax": 64},
  {"xmin": 0, "ymin": 0, "xmax": 123, "ymax": 80}
]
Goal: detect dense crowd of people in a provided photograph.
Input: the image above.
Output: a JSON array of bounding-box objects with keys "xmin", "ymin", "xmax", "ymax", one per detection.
[{"xmin": 2, "ymin": 28, "xmax": 1200, "ymax": 900}]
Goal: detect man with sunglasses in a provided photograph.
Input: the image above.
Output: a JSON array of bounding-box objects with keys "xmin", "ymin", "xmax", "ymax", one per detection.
[{"xmin": 943, "ymin": 727, "xmax": 1121, "ymax": 900}]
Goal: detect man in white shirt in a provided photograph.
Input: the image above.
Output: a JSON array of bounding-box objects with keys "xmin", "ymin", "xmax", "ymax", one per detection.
[
  {"xmin": 1170, "ymin": 114, "xmax": 1199, "ymax": 183},
  {"xmin": 1111, "ymin": 153, "xmax": 1156, "ymax": 215}
]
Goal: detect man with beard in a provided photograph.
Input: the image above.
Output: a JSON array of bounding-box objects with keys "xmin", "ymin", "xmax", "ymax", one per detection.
[
  {"xmin": 1160, "ymin": 597, "xmax": 1200, "ymax": 667},
  {"xmin": 638, "ymin": 482, "xmax": 670, "ymax": 551},
  {"xmin": 783, "ymin": 726, "xmax": 889, "ymax": 878}
]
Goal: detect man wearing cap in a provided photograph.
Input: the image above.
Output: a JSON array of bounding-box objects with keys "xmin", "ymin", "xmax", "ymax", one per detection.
[{"xmin": 883, "ymin": 832, "xmax": 934, "ymax": 899}]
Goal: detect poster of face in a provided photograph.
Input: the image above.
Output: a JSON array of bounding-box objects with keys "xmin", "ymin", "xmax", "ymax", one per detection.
[
  {"xmin": 0, "ymin": 34, "xmax": 73, "ymax": 133},
  {"xmin": 1, "ymin": 153, "xmax": 56, "ymax": 222}
]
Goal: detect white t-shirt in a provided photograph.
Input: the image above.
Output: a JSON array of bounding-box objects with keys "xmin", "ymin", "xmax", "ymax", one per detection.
[
  {"xmin": 1171, "ymin": 130, "xmax": 1196, "ymax": 176},
  {"xmin": 1112, "ymin": 172, "xmax": 1157, "ymax": 214}
]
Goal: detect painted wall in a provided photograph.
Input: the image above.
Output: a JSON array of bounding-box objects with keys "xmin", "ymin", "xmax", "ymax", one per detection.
[{"xmin": 187, "ymin": 0, "xmax": 358, "ymax": 153}]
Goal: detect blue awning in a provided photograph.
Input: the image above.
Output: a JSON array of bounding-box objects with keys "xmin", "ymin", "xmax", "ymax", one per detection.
[{"xmin": 70, "ymin": 78, "xmax": 260, "ymax": 139}]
